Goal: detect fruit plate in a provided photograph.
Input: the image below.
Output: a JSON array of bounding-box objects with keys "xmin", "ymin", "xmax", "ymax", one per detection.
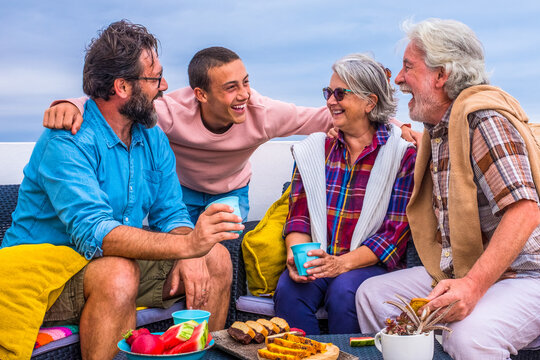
[
  {"xmin": 117, "ymin": 332, "xmax": 215, "ymax": 360},
  {"xmin": 212, "ymin": 330, "xmax": 358, "ymax": 360}
]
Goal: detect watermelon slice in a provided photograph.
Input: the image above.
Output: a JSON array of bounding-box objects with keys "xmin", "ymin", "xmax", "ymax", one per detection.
[
  {"xmin": 289, "ymin": 327, "xmax": 306, "ymax": 337},
  {"xmin": 350, "ymin": 336, "xmax": 375, "ymax": 346},
  {"xmin": 159, "ymin": 320, "xmax": 198, "ymax": 350},
  {"xmin": 165, "ymin": 320, "xmax": 208, "ymax": 354}
]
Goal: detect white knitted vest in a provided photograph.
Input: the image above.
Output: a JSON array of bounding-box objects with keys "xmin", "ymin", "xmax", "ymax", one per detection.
[{"xmin": 291, "ymin": 125, "xmax": 411, "ymax": 251}]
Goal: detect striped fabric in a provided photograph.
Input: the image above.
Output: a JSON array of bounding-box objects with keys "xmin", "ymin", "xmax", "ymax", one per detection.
[
  {"xmin": 426, "ymin": 106, "xmax": 540, "ymax": 278},
  {"xmin": 284, "ymin": 124, "xmax": 416, "ymax": 270},
  {"xmin": 35, "ymin": 325, "xmax": 78, "ymax": 348}
]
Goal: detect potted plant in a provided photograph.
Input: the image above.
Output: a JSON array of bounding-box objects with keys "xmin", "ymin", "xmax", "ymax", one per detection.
[{"xmin": 374, "ymin": 294, "xmax": 457, "ymax": 360}]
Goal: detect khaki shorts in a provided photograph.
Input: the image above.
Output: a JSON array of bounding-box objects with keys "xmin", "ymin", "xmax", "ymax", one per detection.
[{"xmin": 43, "ymin": 259, "xmax": 183, "ymax": 326}]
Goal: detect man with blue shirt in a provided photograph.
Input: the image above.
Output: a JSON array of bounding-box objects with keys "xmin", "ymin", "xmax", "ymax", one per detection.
[{"xmin": 1, "ymin": 20, "xmax": 243, "ymax": 359}]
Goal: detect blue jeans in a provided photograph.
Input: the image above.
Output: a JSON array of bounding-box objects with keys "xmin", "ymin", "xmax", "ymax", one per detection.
[
  {"xmin": 180, "ymin": 184, "xmax": 250, "ymax": 225},
  {"xmin": 274, "ymin": 265, "xmax": 387, "ymax": 335}
]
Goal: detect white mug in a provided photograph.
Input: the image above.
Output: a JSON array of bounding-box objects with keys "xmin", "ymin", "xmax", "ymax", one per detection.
[{"xmin": 374, "ymin": 329, "xmax": 434, "ymax": 360}]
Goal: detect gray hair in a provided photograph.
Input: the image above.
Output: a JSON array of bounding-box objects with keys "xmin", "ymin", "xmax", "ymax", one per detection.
[
  {"xmin": 402, "ymin": 18, "xmax": 489, "ymax": 99},
  {"xmin": 332, "ymin": 53, "xmax": 397, "ymax": 124}
]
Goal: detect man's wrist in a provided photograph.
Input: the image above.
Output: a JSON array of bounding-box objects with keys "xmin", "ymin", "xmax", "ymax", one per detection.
[
  {"xmin": 170, "ymin": 226, "xmax": 192, "ymax": 235},
  {"xmin": 463, "ymin": 272, "xmax": 489, "ymax": 298}
]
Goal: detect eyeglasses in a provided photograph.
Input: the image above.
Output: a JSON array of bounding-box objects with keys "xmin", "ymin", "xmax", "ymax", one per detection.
[
  {"xmin": 322, "ymin": 87, "xmax": 353, "ymax": 101},
  {"xmin": 133, "ymin": 75, "xmax": 163, "ymax": 88}
]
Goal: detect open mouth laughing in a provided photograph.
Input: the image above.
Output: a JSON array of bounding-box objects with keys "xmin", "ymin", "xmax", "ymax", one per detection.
[
  {"xmin": 330, "ymin": 107, "xmax": 345, "ymax": 117},
  {"xmin": 231, "ymin": 104, "xmax": 246, "ymax": 113},
  {"xmin": 400, "ymin": 85, "xmax": 414, "ymax": 107}
]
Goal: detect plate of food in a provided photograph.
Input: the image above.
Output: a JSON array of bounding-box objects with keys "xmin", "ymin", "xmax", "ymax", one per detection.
[
  {"xmin": 258, "ymin": 332, "xmax": 340, "ymax": 360},
  {"xmin": 117, "ymin": 320, "xmax": 214, "ymax": 359},
  {"xmin": 212, "ymin": 317, "xmax": 357, "ymax": 360}
]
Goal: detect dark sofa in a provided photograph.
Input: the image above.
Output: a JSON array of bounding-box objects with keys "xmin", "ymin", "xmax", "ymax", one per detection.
[
  {"xmin": 0, "ymin": 184, "xmax": 233, "ymax": 359},
  {"xmin": 0, "ymin": 184, "xmax": 538, "ymax": 359}
]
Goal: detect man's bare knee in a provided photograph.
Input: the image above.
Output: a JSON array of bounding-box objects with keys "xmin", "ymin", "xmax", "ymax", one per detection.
[
  {"xmin": 206, "ymin": 243, "xmax": 232, "ymax": 284},
  {"xmin": 84, "ymin": 257, "xmax": 140, "ymax": 303}
]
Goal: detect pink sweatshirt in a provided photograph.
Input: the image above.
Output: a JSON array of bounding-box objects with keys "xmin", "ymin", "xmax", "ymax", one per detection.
[{"xmin": 67, "ymin": 87, "xmax": 333, "ymax": 194}]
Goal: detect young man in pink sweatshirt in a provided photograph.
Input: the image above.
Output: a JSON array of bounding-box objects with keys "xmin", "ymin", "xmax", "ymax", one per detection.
[{"xmin": 44, "ymin": 47, "xmax": 418, "ymax": 223}]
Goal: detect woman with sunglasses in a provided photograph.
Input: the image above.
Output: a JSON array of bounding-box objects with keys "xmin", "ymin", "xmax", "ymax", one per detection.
[{"xmin": 274, "ymin": 53, "xmax": 417, "ymax": 334}]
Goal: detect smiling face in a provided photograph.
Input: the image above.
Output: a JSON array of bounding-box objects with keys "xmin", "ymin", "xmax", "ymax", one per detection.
[
  {"xmin": 326, "ymin": 72, "xmax": 374, "ymax": 136},
  {"xmin": 395, "ymin": 41, "xmax": 450, "ymax": 125},
  {"xmin": 196, "ymin": 59, "xmax": 251, "ymax": 132},
  {"xmin": 137, "ymin": 49, "xmax": 168, "ymax": 102},
  {"xmin": 120, "ymin": 49, "xmax": 168, "ymax": 128}
]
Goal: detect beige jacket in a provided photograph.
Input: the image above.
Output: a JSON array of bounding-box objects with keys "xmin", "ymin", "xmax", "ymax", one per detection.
[{"xmin": 407, "ymin": 85, "xmax": 540, "ymax": 283}]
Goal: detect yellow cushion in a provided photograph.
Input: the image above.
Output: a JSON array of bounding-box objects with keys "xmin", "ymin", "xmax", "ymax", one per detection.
[
  {"xmin": 0, "ymin": 244, "xmax": 88, "ymax": 360},
  {"xmin": 242, "ymin": 186, "xmax": 290, "ymax": 296}
]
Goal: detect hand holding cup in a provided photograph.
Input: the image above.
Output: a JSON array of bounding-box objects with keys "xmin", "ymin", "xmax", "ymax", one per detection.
[
  {"xmin": 205, "ymin": 196, "xmax": 243, "ymax": 234},
  {"xmin": 290, "ymin": 242, "xmax": 321, "ymax": 276}
]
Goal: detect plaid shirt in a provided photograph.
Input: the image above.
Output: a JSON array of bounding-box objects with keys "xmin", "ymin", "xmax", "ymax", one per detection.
[
  {"xmin": 284, "ymin": 124, "xmax": 416, "ymax": 270},
  {"xmin": 426, "ymin": 105, "xmax": 540, "ymax": 278}
]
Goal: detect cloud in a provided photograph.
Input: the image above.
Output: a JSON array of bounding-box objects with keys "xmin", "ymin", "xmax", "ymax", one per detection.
[
  {"xmin": 1, "ymin": 0, "xmax": 539, "ymax": 141},
  {"xmin": 0, "ymin": 64, "xmax": 82, "ymax": 97}
]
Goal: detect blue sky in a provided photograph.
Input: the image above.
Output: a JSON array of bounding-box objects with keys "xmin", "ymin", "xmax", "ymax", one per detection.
[{"xmin": 1, "ymin": 0, "xmax": 539, "ymax": 142}]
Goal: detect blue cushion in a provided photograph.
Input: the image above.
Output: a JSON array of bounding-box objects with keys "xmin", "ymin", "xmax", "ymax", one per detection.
[{"xmin": 236, "ymin": 295, "xmax": 327, "ymax": 319}]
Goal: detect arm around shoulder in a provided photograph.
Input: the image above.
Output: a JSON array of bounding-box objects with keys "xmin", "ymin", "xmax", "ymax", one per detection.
[
  {"xmin": 390, "ymin": 118, "xmax": 422, "ymax": 145},
  {"xmin": 44, "ymin": 96, "xmax": 87, "ymax": 134},
  {"xmin": 260, "ymin": 94, "xmax": 332, "ymax": 138}
]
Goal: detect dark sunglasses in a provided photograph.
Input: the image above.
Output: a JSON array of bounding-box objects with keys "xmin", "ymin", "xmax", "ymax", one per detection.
[{"xmin": 322, "ymin": 87, "xmax": 353, "ymax": 101}]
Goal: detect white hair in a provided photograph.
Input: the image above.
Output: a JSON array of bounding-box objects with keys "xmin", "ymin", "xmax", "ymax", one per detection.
[
  {"xmin": 332, "ymin": 53, "xmax": 397, "ymax": 124},
  {"xmin": 402, "ymin": 18, "xmax": 489, "ymax": 99}
]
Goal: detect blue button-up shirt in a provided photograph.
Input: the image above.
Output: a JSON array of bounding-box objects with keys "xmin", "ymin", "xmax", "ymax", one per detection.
[{"xmin": 2, "ymin": 99, "xmax": 193, "ymax": 259}]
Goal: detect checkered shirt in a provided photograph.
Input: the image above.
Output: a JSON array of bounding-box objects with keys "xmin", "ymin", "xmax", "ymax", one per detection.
[
  {"xmin": 284, "ymin": 124, "xmax": 416, "ymax": 270},
  {"xmin": 426, "ymin": 106, "xmax": 540, "ymax": 278}
]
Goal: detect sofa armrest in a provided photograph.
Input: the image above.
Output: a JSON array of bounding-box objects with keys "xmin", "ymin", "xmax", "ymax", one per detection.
[{"xmin": 221, "ymin": 220, "xmax": 259, "ymax": 327}]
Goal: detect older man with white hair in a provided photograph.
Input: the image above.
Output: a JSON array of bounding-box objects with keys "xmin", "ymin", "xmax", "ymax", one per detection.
[{"xmin": 355, "ymin": 18, "xmax": 540, "ymax": 359}]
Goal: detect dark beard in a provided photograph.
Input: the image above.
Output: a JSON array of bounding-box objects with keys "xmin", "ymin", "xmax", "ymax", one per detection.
[{"xmin": 119, "ymin": 84, "xmax": 162, "ymax": 128}]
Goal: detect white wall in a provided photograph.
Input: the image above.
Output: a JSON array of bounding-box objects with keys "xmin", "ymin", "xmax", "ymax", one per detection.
[
  {"xmin": 0, "ymin": 142, "xmax": 33, "ymax": 185},
  {"xmin": 0, "ymin": 141, "xmax": 297, "ymax": 220},
  {"xmin": 247, "ymin": 141, "xmax": 296, "ymax": 221}
]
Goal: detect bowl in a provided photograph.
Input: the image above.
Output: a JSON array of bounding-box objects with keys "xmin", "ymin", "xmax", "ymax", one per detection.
[
  {"xmin": 172, "ymin": 309, "xmax": 211, "ymax": 325},
  {"xmin": 117, "ymin": 332, "xmax": 215, "ymax": 360}
]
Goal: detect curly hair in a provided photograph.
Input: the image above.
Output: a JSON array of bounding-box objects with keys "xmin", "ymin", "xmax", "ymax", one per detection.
[{"xmin": 83, "ymin": 20, "xmax": 159, "ymax": 100}]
